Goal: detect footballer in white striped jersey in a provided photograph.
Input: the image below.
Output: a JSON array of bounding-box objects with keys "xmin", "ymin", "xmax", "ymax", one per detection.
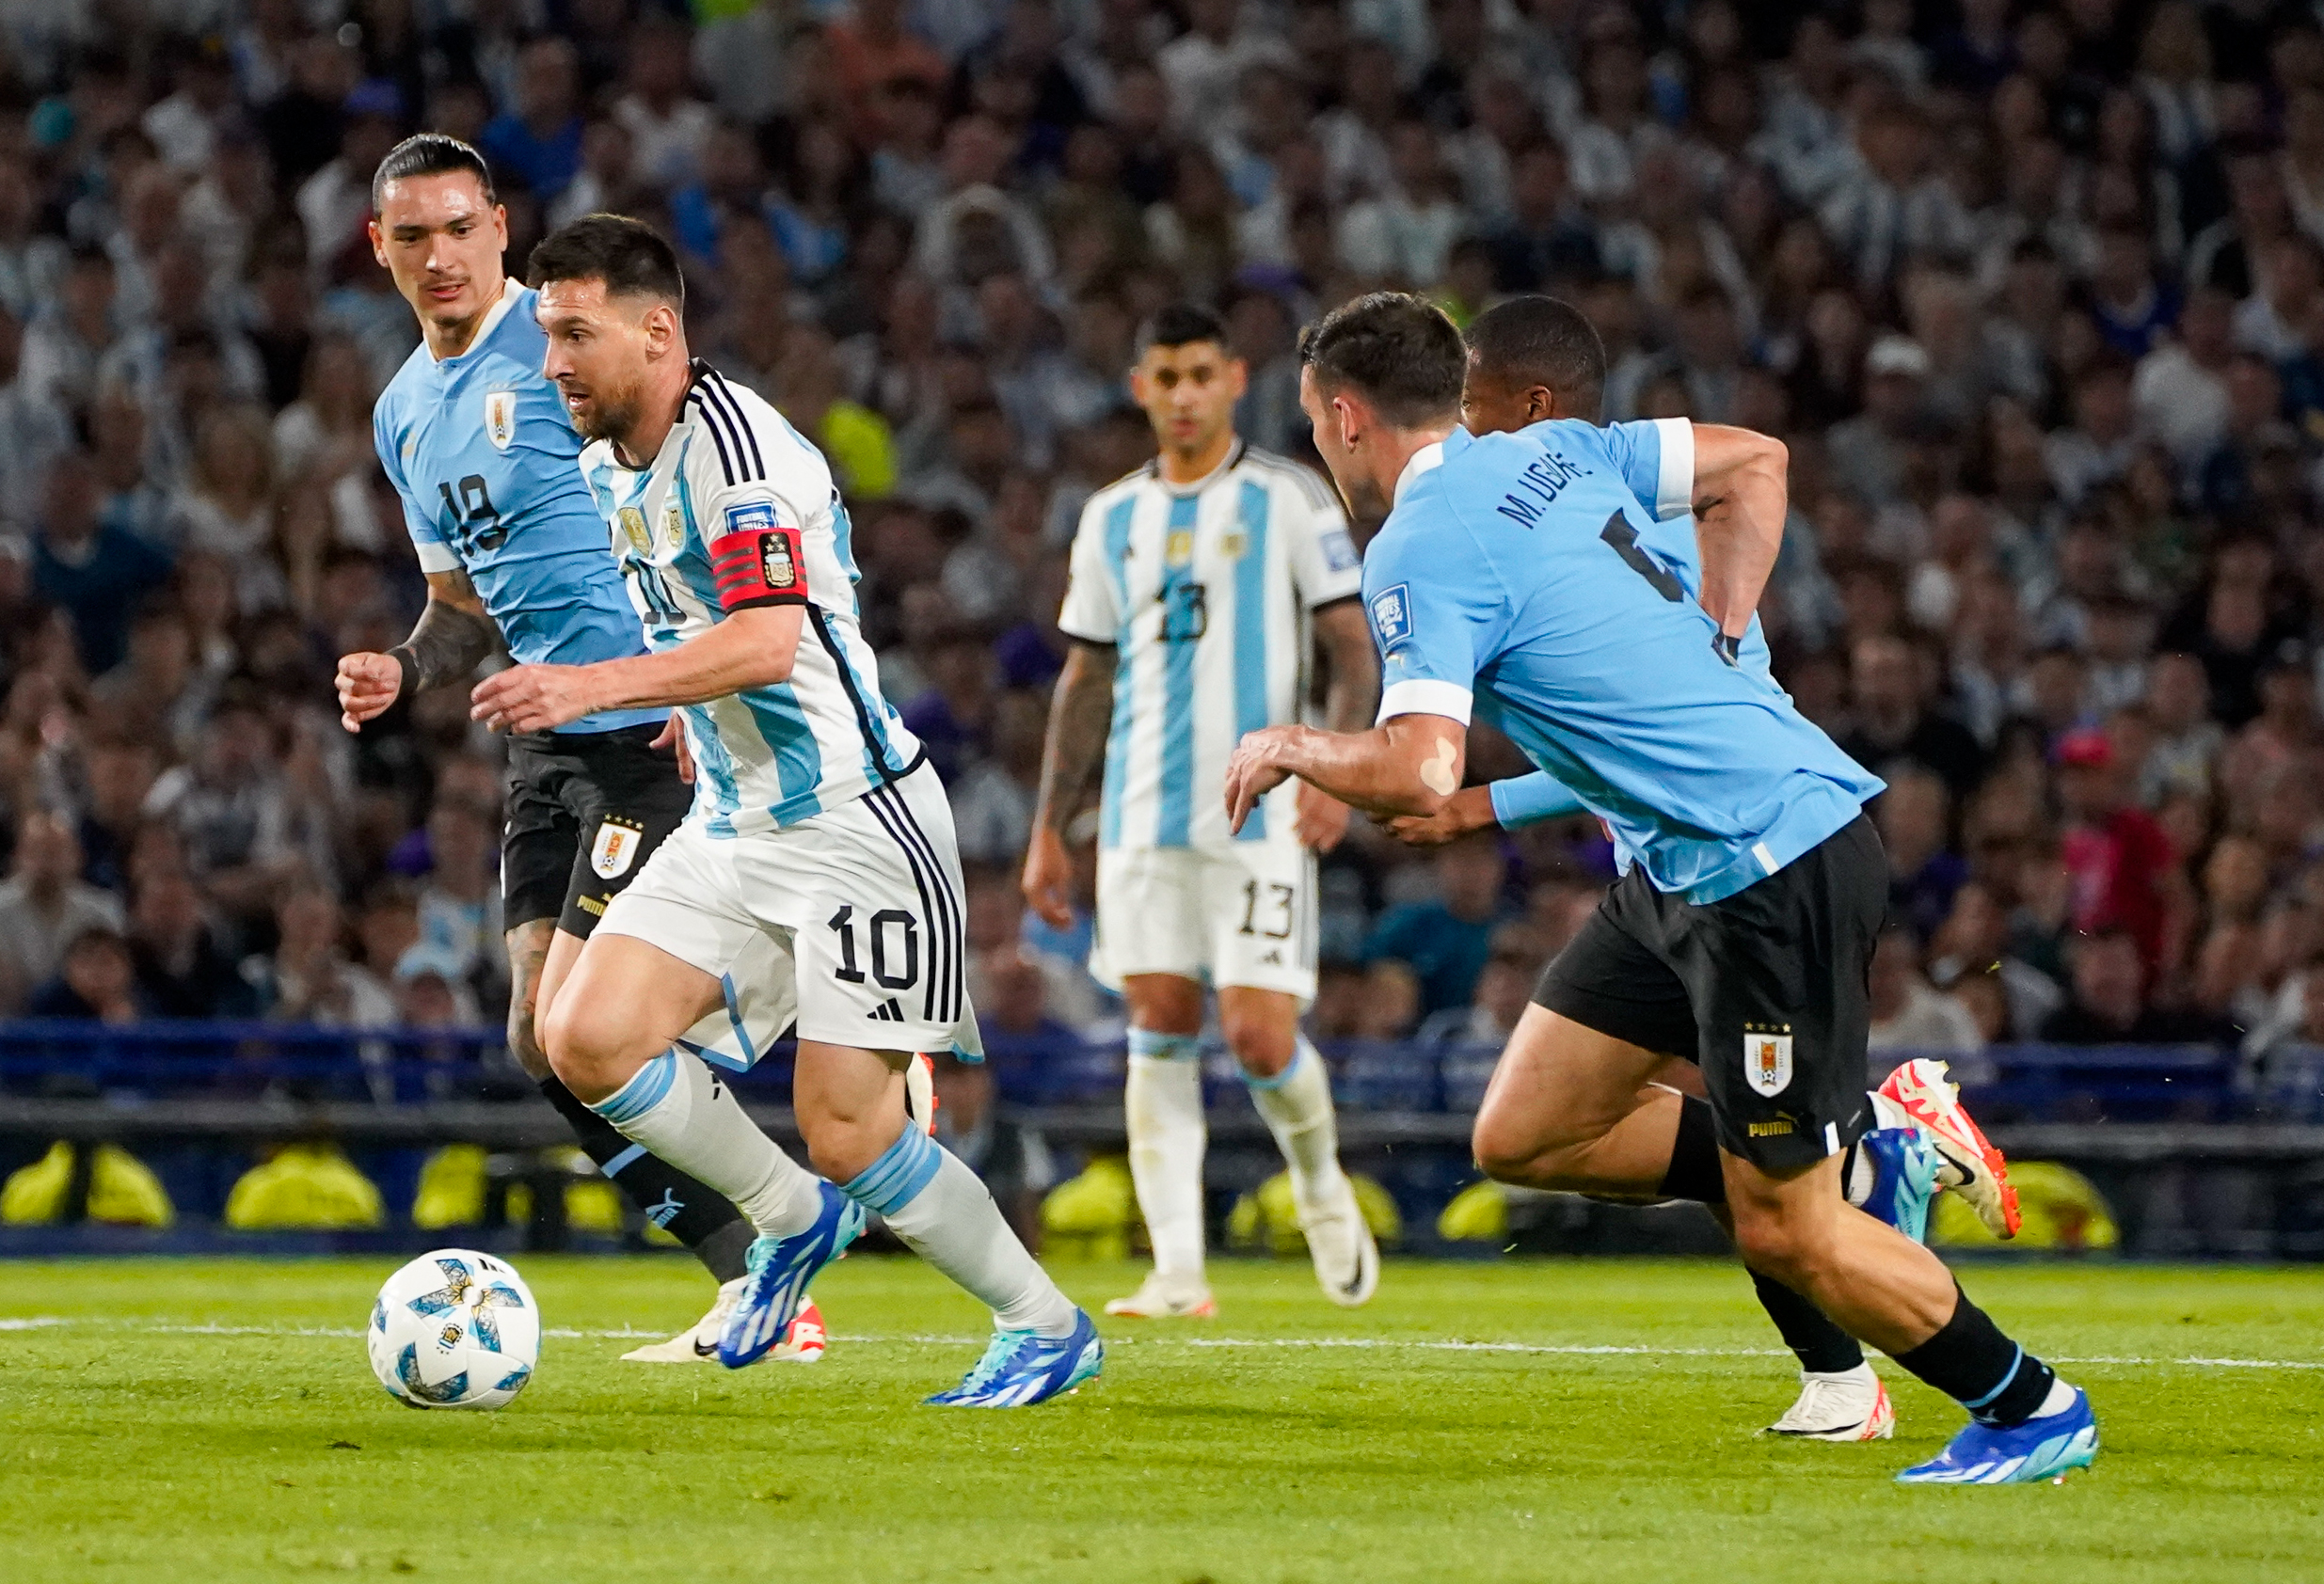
[
  {"xmin": 476, "ymin": 215, "xmax": 1096, "ymax": 1403},
  {"xmin": 1024, "ymin": 304, "xmax": 1384, "ymax": 1319}
]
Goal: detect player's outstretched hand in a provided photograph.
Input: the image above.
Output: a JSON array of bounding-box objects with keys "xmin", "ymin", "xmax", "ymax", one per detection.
[
  {"xmin": 470, "ymin": 664, "xmax": 597, "ymax": 735},
  {"xmin": 650, "ymin": 714, "xmax": 695, "ymax": 784},
  {"xmin": 335, "ymin": 651, "xmax": 404, "ymax": 734},
  {"xmin": 1021, "ymin": 823, "xmax": 1076, "ymax": 930},
  {"xmin": 1294, "ymin": 783, "xmax": 1351, "ymax": 853},
  {"xmin": 1385, "ymin": 784, "xmax": 1498, "ymax": 847},
  {"xmin": 1223, "ymin": 726, "xmax": 1299, "ymax": 835}
]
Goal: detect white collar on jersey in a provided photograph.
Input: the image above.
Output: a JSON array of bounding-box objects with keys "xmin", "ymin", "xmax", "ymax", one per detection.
[
  {"xmin": 1393, "ymin": 440, "xmax": 1445, "ymax": 509},
  {"xmin": 1156, "ymin": 437, "xmax": 1246, "ymax": 496},
  {"xmin": 429, "ymin": 276, "xmax": 523, "ymax": 363}
]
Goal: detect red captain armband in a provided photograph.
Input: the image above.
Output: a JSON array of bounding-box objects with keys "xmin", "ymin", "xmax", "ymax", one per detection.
[{"xmin": 708, "ymin": 505, "xmax": 808, "ymax": 611}]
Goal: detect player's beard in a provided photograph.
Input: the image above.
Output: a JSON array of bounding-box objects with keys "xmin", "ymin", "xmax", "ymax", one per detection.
[{"xmin": 573, "ymin": 378, "xmax": 645, "ymax": 448}]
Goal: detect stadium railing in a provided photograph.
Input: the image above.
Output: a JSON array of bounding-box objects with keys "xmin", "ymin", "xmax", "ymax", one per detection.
[{"xmin": 4, "ymin": 1022, "xmax": 2321, "ymax": 1257}]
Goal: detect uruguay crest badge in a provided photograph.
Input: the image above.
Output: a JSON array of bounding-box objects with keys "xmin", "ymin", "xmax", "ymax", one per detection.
[{"xmin": 484, "ymin": 389, "xmax": 517, "ymax": 450}]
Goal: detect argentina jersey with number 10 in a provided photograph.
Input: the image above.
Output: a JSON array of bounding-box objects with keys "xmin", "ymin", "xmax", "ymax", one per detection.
[{"xmin": 373, "ymin": 278, "xmax": 662, "ymax": 734}]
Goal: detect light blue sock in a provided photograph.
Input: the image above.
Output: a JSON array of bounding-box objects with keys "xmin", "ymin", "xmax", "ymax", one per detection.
[
  {"xmin": 586, "ymin": 1050, "xmax": 820, "ymax": 1237},
  {"xmin": 843, "ymin": 1121, "xmax": 1074, "ymax": 1336},
  {"xmin": 1244, "ymin": 1038, "xmax": 1345, "ymax": 1207}
]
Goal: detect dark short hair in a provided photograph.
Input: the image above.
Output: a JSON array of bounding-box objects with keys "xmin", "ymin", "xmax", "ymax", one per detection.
[
  {"xmin": 1136, "ymin": 302, "xmax": 1229, "ymax": 356},
  {"xmin": 527, "ymin": 214, "xmax": 686, "ymax": 309},
  {"xmin": 1464, "ymin": 294, "xmax": 1608, "ymax": 420},
  {"xmin": 371, "ymin": 133, "xmax": 497, "ymax": 214},
  {"xmin": 1297, "ymin": 291, "xmax": 1464, "ymax": 427}
]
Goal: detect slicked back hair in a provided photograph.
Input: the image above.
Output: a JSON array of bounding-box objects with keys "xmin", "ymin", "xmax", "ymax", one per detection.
[
  {"xmin": 372, "ymin": 133, "xmax": 496, "ymax": 214},
  {"xmin": 1465, "ymin": 294, "xmax": 1608, "ymax": 420},
  {"xmin": 1136, "ymin": 302, "xmax": 1229, "ymax": 356},
  {"xmin": 527, "ymin": 214, "xmax": 686, "ymax": 309},
  {"xmin": 1297, "ymin": 292, "xmax": 1464, "ymax": 428}
]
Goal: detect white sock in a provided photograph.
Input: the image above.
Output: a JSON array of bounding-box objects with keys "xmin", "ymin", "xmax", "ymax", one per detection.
[
  {"xmin": 1245, "ymin": 1038, "xmax": 1347, "ymax": 1217},
  {"xmin": 589, "ymin": 1051, "xmax": 820, "ymax": 1239},
  {"xmin": 2036, "ymin": 1377, "xmax": 2077, "ymax": 1418},
  {"xmin": 1125, "ymin": 1030, "xmax": 1207, "ymax": 1287},
  {"xmin": 839, "ymin": 1121, "xmax": 1076, "ymax": 1337}
]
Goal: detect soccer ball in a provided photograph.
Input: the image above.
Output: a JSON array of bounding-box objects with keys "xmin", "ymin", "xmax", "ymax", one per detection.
[{"xmin": 366, "ymin": 1249, "xmax": 541, "ymax": 1410}]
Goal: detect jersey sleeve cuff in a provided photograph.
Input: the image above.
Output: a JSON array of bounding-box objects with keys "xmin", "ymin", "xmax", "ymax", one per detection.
[
  {"xmin": 1056, "ymin": 614, "xmax": 1117, "ymax": 643},
  {"xmin": 412, "ymin": 538, "xmax": 460, "ymax": 574},
  {"xmin": 1652, "ymin": 418, "xmax": 1694, "ymax": 519},
  {"xmin": 1377, "ymin": 678, "xmax": 1473, "ymax": 726}
]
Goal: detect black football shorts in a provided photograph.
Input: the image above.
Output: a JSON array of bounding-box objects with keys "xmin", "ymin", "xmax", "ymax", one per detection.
[
  {"xmin": 1532, "ymin": 815, "xmax": 1886, "ymax": 1172},
  {"xmin": 501, "ymin": 722, "xmax": 695, "ymax": 939}
]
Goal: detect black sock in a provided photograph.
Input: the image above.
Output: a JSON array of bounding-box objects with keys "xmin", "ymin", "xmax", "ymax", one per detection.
[
  {"xmin": 535, "ymin": 1074, "xmax": 753, "ymax": 1282},
  {"xmin": 1750, "ymin": 1269, "xmax": 1865, "ymax": 1375},
  {"xmin": 1658, "ymin": 1095, "xmax": 1727, "ymax": 1205},
  {"xmin": 1892, "ymin": 1286, "xmax": 2059, "ymax": 1426}
]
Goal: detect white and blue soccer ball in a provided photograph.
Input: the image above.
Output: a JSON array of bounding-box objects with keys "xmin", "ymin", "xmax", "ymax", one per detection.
[{"xmin": 366, "ymin": 1249, "xmax": 541, "ymax": 1410}]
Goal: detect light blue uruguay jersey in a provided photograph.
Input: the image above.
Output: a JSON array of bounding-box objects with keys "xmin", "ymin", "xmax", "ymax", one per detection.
[
  {"xmin": 374, "ymin": 277, "xmax": 661, "ymax": 733},
  {"xmin": 1365, "ymin": 419, "xmax": 1882, "ymax": 904},
  {"xmin": 1487, "ymin": 418, "xmax": 1777, "ymax": 832},
  {"xmin": 577, "ymin": 362, "xmax": 919, "ymax": 836}
]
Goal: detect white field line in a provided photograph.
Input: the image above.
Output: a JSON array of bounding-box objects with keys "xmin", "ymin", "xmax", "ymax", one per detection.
[{"xmin": 5, "ymin": 1317, "xmax": 2321, "ymax": 1371}]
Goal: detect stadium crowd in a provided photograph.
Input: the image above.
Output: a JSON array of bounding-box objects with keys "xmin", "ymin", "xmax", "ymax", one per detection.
[{"xmin": 3, "ymin": 0, "xmax": 2324, "ymax": 1104}]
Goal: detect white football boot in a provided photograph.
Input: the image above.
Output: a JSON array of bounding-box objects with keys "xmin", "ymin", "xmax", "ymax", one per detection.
[
  {"xmin": 1878, "ymin": 1058, "xmax": 2021, "ymax": 1238},
  {"xmin": 1104, "ymin": 1271, "xmax": 1218, "ymax": 1319},
  {"xmin": 1300, "ymin": 1177, "xmax": 1379, "ymax": 1308},
  {"xmin": 621, "ymin": 1279, "xmax": 829, "ymax": 1363},
  {"xmin": 1763, "ymin": 1364, "xmax": 1895, "ymax": 1441}
]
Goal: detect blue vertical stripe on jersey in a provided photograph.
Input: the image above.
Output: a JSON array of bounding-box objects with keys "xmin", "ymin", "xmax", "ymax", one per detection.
[
  {"xmin": 740, "ymin": 683, "xmax": 825, "ymax": 823},
  {"xmin": 1233, "ymin": 478, "xmax": 1271, "ymax": 843},
  {"xmin": 669, "ymin": 458, "xmax": 723, "ymax": 610},
  {"xmin": 1154, "ymin": 492, "xmax": 1202, "ymax": 847},
  {"xmin": 683, "ymin": 702, "xmax": 745, "ymax": 836},
  {"xmin": 830, "ymin": 496, "xmax": 865, "ymax": 583},
  {"xmin": 1099, "ymin": 495, "xmax": 1138, "ymax": 849}
]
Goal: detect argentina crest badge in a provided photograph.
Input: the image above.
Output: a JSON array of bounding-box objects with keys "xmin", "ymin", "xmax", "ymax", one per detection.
[
  {"xmin": 483, "ymin": 388, "xmax": 517, "ymax": 450},
  {"xmin": 1743, "ymin": 1025, "xmax": 1792, "ymax": 1098}
]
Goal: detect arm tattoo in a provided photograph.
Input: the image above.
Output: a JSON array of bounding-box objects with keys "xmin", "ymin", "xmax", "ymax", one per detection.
[
  {"xmin": 398, "ymin": 572, "xmax": 501, "ymax": 694},
  {"xmin": 1313, "ymin": 601, "xmax": 1382, "ymax": 736},
  {"xmin": 1035, "ymin": 642, "xmax": 1117, "ymax": 834}
]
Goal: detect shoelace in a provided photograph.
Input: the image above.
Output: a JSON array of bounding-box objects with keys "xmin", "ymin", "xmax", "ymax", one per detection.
[{"xmin": 954, "ymin": 1330, "xmax": 1037, "ymax": 1395}]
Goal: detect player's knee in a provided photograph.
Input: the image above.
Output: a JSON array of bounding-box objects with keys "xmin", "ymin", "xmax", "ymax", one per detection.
[
  {"xmin": 1472, "ymin": 1111, "xmax": 1554, "ymax": 1185},
  {"xmin": 539, "ymin": 992, "xmax": 623, "ymax": 1096},
  {"xmin": 1220, "ymin": 1009, "xmax": 1294, "ymax": 1078}
]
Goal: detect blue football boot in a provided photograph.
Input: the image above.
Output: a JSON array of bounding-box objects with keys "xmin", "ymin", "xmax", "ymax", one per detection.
[
  {"xmin": 1854, "ymin": 1125, "xmax": 1945, "ymax": 1243},
  {"xmin": 1897, "ymin": 1386, "xmax": 2100, "ymax": 1485},
  {"xmin": 925, "ymin": 1307, "xmax": 1104, "ymax": 1407},
  {"xmin": 718, "ymin": 1182, "xmax": 866, "ymax": 1369}
]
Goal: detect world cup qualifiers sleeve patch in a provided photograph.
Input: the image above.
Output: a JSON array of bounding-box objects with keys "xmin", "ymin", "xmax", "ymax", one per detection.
[
  {"xmin": 709, "ymin": 501, "xmax": 808, "ymax": 610},
  {"xmin": 1320, "ymin": 529, "xmax": 1361, "ymax": 572},
  {"xmin": 1369, "ymin": 583, "xmax": 1412, "ymax": 651}
]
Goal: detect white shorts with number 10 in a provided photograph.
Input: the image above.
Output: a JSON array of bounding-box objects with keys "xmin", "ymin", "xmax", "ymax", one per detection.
[
  {"xmin": 597, "ymin": 763, "xmax": 979, "ymax": 1061},
  {"xmin": 1089, "ymin": 840, "xmax": 1318, "ymax": 1004}
]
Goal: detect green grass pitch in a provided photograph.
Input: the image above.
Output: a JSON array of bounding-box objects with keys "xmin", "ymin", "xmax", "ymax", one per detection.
[{"xmin": 4, "ymin": 1256, "xmax": 2321, "ymax": 1583}]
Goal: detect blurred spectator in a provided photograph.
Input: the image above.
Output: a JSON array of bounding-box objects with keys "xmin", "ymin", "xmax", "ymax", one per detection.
[
  {"xmin": 1866, "ymin": 926, "xmax": 1987, "ymax": 1074},
  {"xmin": 2039, "ymin": 927, "xmax": 2228, "ymax": 1044},
  {"xmin": 2054, "ymin": 727, "xmax": 2186, "ymax": 980},
  {"xmin": 1418, "ymin": 925, "xmax": 1546, "ymax": 1046},
  {"xmin": 0, "ymin": 810, "xmax": 125, "ymax": 1010},
  {"xmin": 1352, "ymin": 958, "xmax": 1422, "ymax": 1040},
  {"xmin": 412, "ymin": 801, "xmax": 502, "ymax": 1004},
  {"xmin": 258, "ymin": 886, "xmax": 394, "ymax": 1028},
  {"xmin": 1365, "ymin": 836, "xmax": 1508, "ymax": 1017},
  {"xmin": 1879, "ymin": 767, "xmax": 1966, "ymax": 942},
  {"xmin": 127, "ymin": 865, "xmax": 255, "ymax": 1019},
  {"xmin": 31, "ymin": 450, "xmax": 172, "ymax": 673},
  {"xmin": 1839, "ymin": 632, "xmax": 1985, "ymax": 801},
  {"xmin": 25, "ymin": 926, "xmax": 144, "ymax": 1023}
]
